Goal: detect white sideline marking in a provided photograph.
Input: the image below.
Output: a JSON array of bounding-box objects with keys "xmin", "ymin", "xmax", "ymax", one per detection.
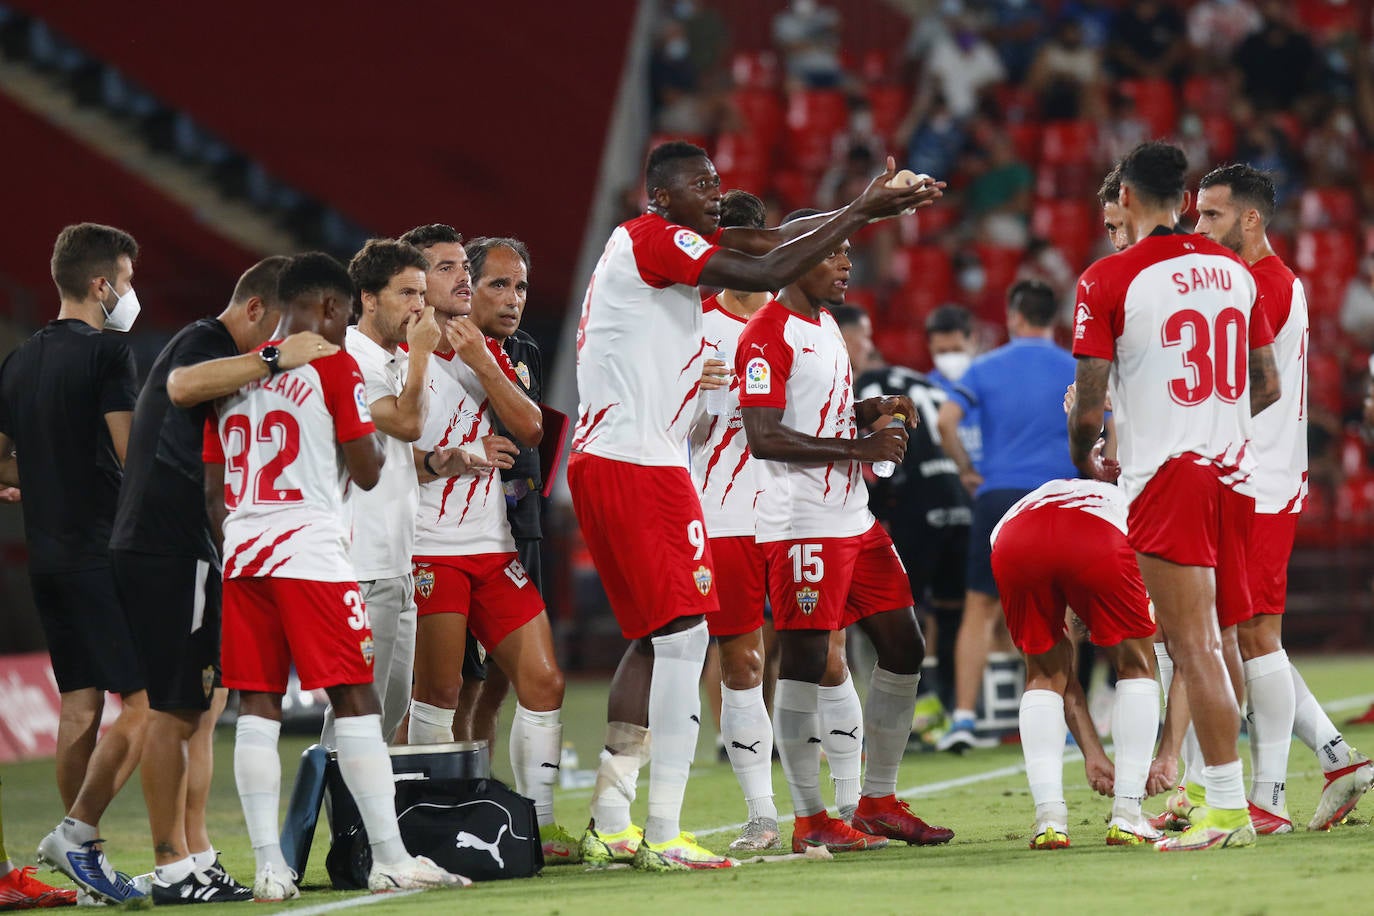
[
  {"xmin": 265, "ymin": 889, "xmax": 421, "ymax": 916},
  {"xmin": 694, "ymin": 690, "xmax": 1374, "ymax": 839}
]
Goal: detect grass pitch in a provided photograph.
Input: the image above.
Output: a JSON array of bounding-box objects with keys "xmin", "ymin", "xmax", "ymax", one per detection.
[{"xmin": 2, "ymin": 655, "xmax": 1370, "ymax": 915}]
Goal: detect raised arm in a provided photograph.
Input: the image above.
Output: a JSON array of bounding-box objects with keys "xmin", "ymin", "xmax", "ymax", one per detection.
[
  {"xmin": 1069, "ymin": 357, "xmax": 1112, "ymax": 476},
  {"xmin": 167, "ymin": 331, "xmax": 339, "ymax": 408},
  {"xmin": 368, "ymin": 308, "xmax": 440, "ymax": 442},
  {"xmin": 447, "ymin": 319, "xmax": 542, "ymax": 447}
]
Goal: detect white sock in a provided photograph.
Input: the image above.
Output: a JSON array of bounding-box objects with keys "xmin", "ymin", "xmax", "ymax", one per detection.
[
  {"xmin": 1202, "ymin": 759, "xmax": 1247, "ymax": 811},
  {"xmin": 817, "ymin": 676, "xmax": 863, "ymax": 812},
  {"xmin": 1291, "ymin": 665, "xmax": 1352, "ymax": 772},
  {"xmin": 334, "ymin": 714, "xmax": 409, "ymax": 867},
  {"xmin": 1020, "ymin": 690, "xmax": 1067, "ymax": 828},
  {"xmin": 1110, "ymin": 678, "xmax": 1159, "ymax": 822},
  {"xmin": 1244, "ymin": 649, "xmax": 1294, "ymax": 813},
  {"xmin": 154, "ymin": 857, "xmax": 196, "ymax": 885},
  {"xmin": 860, "ymin": 666, "xmax": 920, "ymax": 799},
  {"xmin": 1154, "ymin": 642, "xmax": 1173, "ymax": 694},
  {"xmin": 720, "ymin": 684, "xmax": 777, "ymax": 821},
  {"xmin": 189, "ymin": 849, "xmax": 215, "ymax": 871},
  {"xmin": 234, "ymin": 715, "xmax": 288, "ymax": 873},
  {"xmin": 952, "ymin": 707, "xmax": 976, "ymax": 725},
  {"xmin": 407, "ymin": 700, "xmax": 455, "ymax": 745},
  {"xmin": 774, "ymin": 679, "xmax": 825, "ymax": 818},
  {"xmin": 510, "ymin": 704, "xmax": 562, "ymax": 826},
  {"xmin": 645, "ymin": 621, "xmax": 708, "ymax": 844},
  {"xmin": 58, "ymin": 817, "xmax": 98, "ymax": 845},
  {"xmin": 590, "ymin": 723, "xmax": 649, "ymax": 835},
  {"xmin": 1181, "ymin": 723, "xmax": 1205, "ymax": 792}
]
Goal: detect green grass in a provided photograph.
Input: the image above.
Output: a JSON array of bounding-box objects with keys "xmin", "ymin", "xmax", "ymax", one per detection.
[{"xmin": 3, "ymin": 655, "xmax": 1371, "ymax": 915}]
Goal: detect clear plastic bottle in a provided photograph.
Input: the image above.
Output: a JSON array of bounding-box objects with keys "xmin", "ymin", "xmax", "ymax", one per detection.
[
  {"xmin": 704, "ymin": 348, "xmax": 730, "ymax": 415},
  {"xmin": 558, "ymin": 741, "xmax": 579, "ymax": 789},
  {"xmin": 872, "ymin": 412, "xmax": 907, "ymax": 478}
]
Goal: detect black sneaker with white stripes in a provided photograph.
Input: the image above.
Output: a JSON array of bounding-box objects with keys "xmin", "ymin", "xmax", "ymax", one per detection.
[
  {"xmin": 204, "ymin": 854, "xmax": 253, "ymax": 900},
  {"xmin": 151, "ymin": 869, "xmax": 243, "ymax": 905}
]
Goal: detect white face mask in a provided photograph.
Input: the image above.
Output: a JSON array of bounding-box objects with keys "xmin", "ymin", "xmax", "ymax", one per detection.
[
  {"xmin": 101, "ymin": 280, "xmax": 141, "ymax": 333},
  {"xmin": 933, "ymin": 351, "xmax": 971, "ymax": 381}
]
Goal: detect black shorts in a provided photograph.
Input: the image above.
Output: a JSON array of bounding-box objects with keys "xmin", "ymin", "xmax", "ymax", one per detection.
[
  {"xmin": 30, "ymin": 567, "xmax": 144, "ymax": 695},
  {"xmin": 966, "ymin": 488, "xmax": 1031, "ymax": 598},
  {"xmin": 111, "ymin": 550, "xmax": 222, "ymax": 712},
  {"xmin": 461, "ymin": 539, "xmax": 542, "ymax": 682},
  {"xmin": 891, "ymin": 507, "xmax": 971, "ymax": 607}
]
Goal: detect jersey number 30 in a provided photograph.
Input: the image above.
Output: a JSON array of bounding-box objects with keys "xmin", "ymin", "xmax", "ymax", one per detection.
[
  {"xmin": 1162, "ymin": 307, "xmax": 1247, "ymax": 406},
  {"xmin": 223, "ymin": 410, "xmax": 303, "ymax": 509}
]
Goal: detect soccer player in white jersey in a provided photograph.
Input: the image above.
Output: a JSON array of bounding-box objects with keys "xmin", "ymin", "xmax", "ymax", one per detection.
[
  {"xmin": 323, "ymin": 240, "xmax": 444, "ymax": 746},
  {"xmin": 1194, "ymin": 164, "xmax": 1372, "ymax": 832},
  {"xmin": 990, "ymin": 477, "xmax": 1161, "ymax": 848},
  {"xmin": 1069, "ymin": 142, "xmax": 1281, "ymax": 851},
  {"xmin": 203, "ymin": 253, "xmax": 465, "ymax": 898},
  {"xmin": 570, "ymin": 141, "xmax": 941, "ymax": 871},
  {"xmin": 396, "ymin": 225, "xmax": 579, "ymax": 862},
  {"xmin": 738, "ymin": 220, "xmax": 954, "ymax": 853}
]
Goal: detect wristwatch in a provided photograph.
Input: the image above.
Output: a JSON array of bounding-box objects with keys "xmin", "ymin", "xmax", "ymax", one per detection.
[{"xmin": 260, "ymin": 345, "xmax": 283, "ymax": 376}]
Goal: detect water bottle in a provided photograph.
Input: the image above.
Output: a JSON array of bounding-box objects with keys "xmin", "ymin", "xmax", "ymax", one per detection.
[
  {"xmin": 704, "ymin": 348, "xmax": 730, "ymax": 416},
  {"xmin": 872, "ymin": 412, "xmax": 907, "ymax": 478},
  {"xmin": 558, "ymin": 741, "xmax": 579, "ymax": 789}
]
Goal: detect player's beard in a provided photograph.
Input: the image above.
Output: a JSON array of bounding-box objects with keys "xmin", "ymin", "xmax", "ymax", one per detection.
[{"xmin": 1219, "ymin": 222, "xmax": 1245, "ymax": 256}]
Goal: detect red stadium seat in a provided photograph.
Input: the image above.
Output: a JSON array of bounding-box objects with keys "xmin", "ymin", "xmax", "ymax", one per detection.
[
  {"xmin": 1200, "ymin": 114, "xmax": 1236, "ymax": 161},
  {"xmin": 993, "ymin": 85, "xmax": 1038, "ymax": 123},
  {"xmin": 1299, "ymin": 187, "xmax": 1360, "ymax": 231},
  {"xmin": 1040, "ymin": 120, "xmax": 1097, "ymax": 166},
  {"xmin": 731, "ymin": 89, "xmax": 784, "ymax": 149},
  {"xmin": 1295, "ymin": 229, "xmax": 1359, "ymax": 279},
  {"xmin": 1119, "ymin": 78, "xmax": 1178, "ymax": 138},
  {"xmin": 872, "ymin": 325, "xmax": 931, "ymax": 371},
  {"xmin": 1031, "ymin": 199, "xmax": 1095, "ymax": 269},
  {"xmin": 866, "ymin": 85, "xmax": 910, "ymax": 142},
  {"xmin": 713, "ymin": 131, "xmax": 773, "ymax": 177},
  {"xmin": 890, "ymin": 245, "xmax": 953, "ymax": 320},
  {"xmin": 1182, "ymin": 74, "xmax": 1231, "ymax": 116},
  {"xmin": 730, "ymin": 50, "xmax": 780, "ymax": 90},
  {"xmin": 1269, "ymin": 231, "xmax": 1294, "ymax": 266},
  {"xmin": 771, "ymin": 169, "xmax": 819, "ymax": 212},
  {"xmin": 1007, "ymin": 122, "xmax": 1043, "ymax": 168},
  {"xmin": 782, "ymin": 90, "xmax": 848, "ymax": 173},
  {"xmin": 974, "ymin": 243, "xmax": 1023, "ymax": 306}
]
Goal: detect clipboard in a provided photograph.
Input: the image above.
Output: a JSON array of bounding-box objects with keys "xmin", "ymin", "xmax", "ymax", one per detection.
[{"xmin": 538, "ymin": 404, "xmax": 570, "ymax": 498}]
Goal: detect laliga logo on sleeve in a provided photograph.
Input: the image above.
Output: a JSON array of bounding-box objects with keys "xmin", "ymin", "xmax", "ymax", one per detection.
[
  {"xmin": 674, "ymin": 229, "xmax": 711, "ymax": 260},
  {"xmin": 744, "ymin": 356, "xmax": 770, "ymax": 395},
  {"xmin": 353, "ymin": 382, "xmax": 373, "ymax": 422}
]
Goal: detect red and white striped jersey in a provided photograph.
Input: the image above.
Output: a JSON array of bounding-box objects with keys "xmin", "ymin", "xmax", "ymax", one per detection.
[
  {"xmin": 572, "ymin": 212, "xmax": 722, "ymax": 467},
  {"xmin": 1248, "ymin": 255, "xmax": 1308, "ymax": 514},
  {"xmin": 412, "ymin": 343, "xmax": 521, "ymax": 558},
  {"xmin": 204, "ymin": 345, "xmax": 375, "ymax": 581},
  {"xmin": 990, "ymin": 478, "xmax": 1129, "ymax": 548},
  {"xmin": 736, "ymin": 300, "xmax": 872, "ymax": 542},
  {"xmin": 1072, "ymin": 230, "xmax": 1273, "ymax": 503},
  {"xmin": 691, "ymin": 296, "xmax": 763, "ymax": 538}
]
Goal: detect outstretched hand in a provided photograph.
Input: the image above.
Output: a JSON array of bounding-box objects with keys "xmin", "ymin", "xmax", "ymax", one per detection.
[{"xmin": 852, "ymin": 156, "xmax": 946, "ymax": 223}]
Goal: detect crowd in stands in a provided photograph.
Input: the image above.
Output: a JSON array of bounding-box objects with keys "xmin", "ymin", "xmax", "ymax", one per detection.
[{"xmin": 638, "ymin": 0, "xmax": 1374, "ymax": 540}]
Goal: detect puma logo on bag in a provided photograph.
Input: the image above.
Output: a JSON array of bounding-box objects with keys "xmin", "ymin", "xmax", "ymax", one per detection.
[{"xmin": 455, "ymin": 823, "xmax": 509, "ymax": 868}]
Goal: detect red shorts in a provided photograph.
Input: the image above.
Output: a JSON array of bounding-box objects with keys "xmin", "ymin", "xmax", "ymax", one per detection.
[
  {"xmin": 412, "ymin": 553, "xmax": 544, "ymax": 650},
  {"xmin": 991, "ymin": 507, "xmax": 1154, "ymax": 656},
  {"xmin": 762, "ymin": 521, "xmax": 914, "ymax": 631},
  {"xmin": 708, "ymin": 536, "xmax": 766, "ymax": 637},
  {"xmin": 1128, "ymin": 454, "xmax": 1254, "ymax": 628},
  {"xmin": 1248, "ymin": 512, "xmax": 1298, "ymax": 616},
  {"xmin": 568, "ymin": 453, "xmax": 719, "ymax": 639},
  {"xmin": 222, "ymin": 577, "xmax": 374, "ymax": 693}
]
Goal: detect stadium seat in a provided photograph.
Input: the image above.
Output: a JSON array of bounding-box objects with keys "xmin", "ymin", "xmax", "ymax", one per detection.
[
  {"xmin": 1031, "ymin": 199, "xmax": 1095, "ymax": 269},
  {"xmin": 1299, "ymin": 187, "xmax": 1360, "ymax": 230},
  {"xmin": 730, "ymin": 88, "xmax": 784, "ymax": 149},
  {"xmin": 866, "ymin": 84, "xmax": 909, "ymax": 142},
  {"xmin": 783, "ymin": 90, "xmax": 848, "ymax": 172},
  {"xmin": 1182, "ymin": 74, "xmax": 1232, "ymax": 116},
  {"xmin": 1301, "ymin": 272, "xmax": 1346, "ymax": 319},
  {"xmin": 1006, "ymin": 122, "xmax": 1042, "ymax": 168},
  {"xmin": 973, "ymin": 243, "xmax": 1023, "ymax": 311},
  {"xmin": 993, "ymin": 84, "xmax": 1038, "ymax": 123},
  {"xmin": 1200, "ymin": 113, "xmax": 1236, "ymax": 161},
  {"xmin": 1040, "ymin": 120, "xmax": 1096, "ymax": 166},
  {"xmin": 771, "ymin": 168, "xmax": 818, "ymax": 212},
  {"xmin": 1270, "ymin": 231, "xmax": 1294, "ymax": 265},
  {"xmin": 872, "ymin": 325, "xmax": 931, "ymax": 371},
  {"xmin": 890, "ymin": 245, "xmax": 953, "ymax": 320},
  {"xmin": 1296, "ymin": 229, "xmax": 1358, "ymax": 279},
  {"xmin": 713, "ymin": 131, "xmax": 773, "ymax": 182},
  {"xmin": 1119, "ymin": 78, "xmax": 1178, "ymax": 138},
  {"xmin": 730, "ymin": 50, "xmax": 779, "ymax": 90}
]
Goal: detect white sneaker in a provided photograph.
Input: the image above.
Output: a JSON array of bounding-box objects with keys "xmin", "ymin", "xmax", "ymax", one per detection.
[
  {"xmin": 252, "ymin": 863, "xmax": 300, "ymax": 902},
  {"xmin": 368, "ymin": 855, "xmax": 470, "ymax": 892},
  {"xmin": 1309, "ymin": 748, "xmax": 1373, "ymax": 831}
]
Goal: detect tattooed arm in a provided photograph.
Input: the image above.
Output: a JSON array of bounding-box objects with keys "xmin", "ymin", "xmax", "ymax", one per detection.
[{"xmin": 1249, "ymin": 343, "xmax": 1280, "ymax": 416}]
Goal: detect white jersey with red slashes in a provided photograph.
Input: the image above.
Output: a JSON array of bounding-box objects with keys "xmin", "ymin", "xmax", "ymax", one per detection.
[
  {"xmin": 203, "ymin": 346, "xmax": 375, "ymax": 581},
  {"xmin": 736, "ymin": 300, "xmax": 872, "ymax": 542},
  {"xmin": 1072, "ymin": 231, "xmax": 1273, "ymax": 503},
  {"xmin": 691, "ymin": 296, "xmax": 763, "ymax": 538},
  {"xmin": 1249, "ymin": 255, "xmax": 1309, "ymax": 514},
  {"xmin": 573, "ymin": 212, "xmax": 723, "ymax": 467},
  {"xmin": 412, "ymin": 343, "xmax": 521, "ymax": 557},
  {"xmin": 990, "ymin": 478, "xmax": 1128, "ymax": 548}
]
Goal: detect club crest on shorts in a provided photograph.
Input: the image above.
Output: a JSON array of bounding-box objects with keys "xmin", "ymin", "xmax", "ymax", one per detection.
[
  {"xmin": 693, "ymin": 565, "xmax": 713, "ymax": 596},
  {"xmin": 514, "ymin": 361, "xmax": 531, "ymax": 389},
  {"xmin": 416, "ymin": 567, "xmax": 436, "ymax": 599},
  {"xmin": 201, "ymin": 666, "xmax": 215, "ymax": 700},
  {"xmin": 796, "ymin": 586, "xmax": 820, "ymax": 616},
  {"xmin": 360, "ymin": 636, "xmax": 376, "ymax": 667}
]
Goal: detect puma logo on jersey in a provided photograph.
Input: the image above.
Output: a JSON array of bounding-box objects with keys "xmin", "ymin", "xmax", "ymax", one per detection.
[
  {"xmin": 749, "ymin": 343, "xmax": 769, "ymax": 356},
  {"xmin": 731, "ymin": 740, "xmax": 762, "ymax": 754},
  {"xmin": 1079, "ymin": 279, "xmax": 1096, "ymax": 294},
  {"xmin": 801, "ymin": 346, "xmax": 818, "ymax": 355}
]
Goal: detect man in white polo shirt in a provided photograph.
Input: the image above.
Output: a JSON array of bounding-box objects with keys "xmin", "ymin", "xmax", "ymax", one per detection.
[{"xmin": 323, "ymin": 238, "xmax": 453, "ymax": 744}]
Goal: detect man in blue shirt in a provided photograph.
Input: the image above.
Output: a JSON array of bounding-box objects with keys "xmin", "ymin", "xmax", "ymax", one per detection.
[{"xmin": 935, "ymin": 280, "xmax": 1078, "ymax": 752}]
